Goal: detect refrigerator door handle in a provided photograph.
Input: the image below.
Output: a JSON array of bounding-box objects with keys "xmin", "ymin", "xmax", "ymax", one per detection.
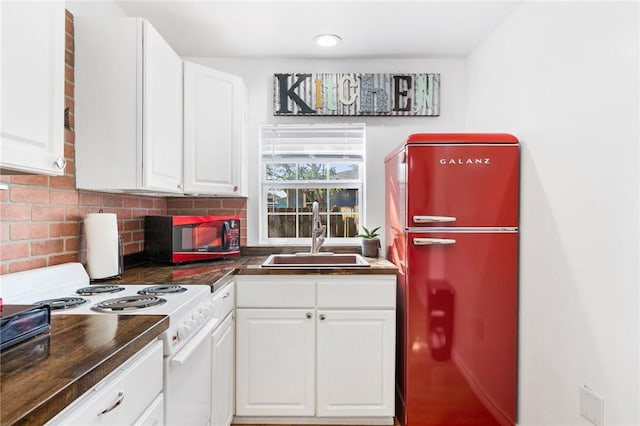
[
  {"xmin": 413, "ymin": 215, "xmax": 456, "ymax": 223},
  {"xmin": 413, "ymin": 237, "xmax": 456, "ymax": 246}
]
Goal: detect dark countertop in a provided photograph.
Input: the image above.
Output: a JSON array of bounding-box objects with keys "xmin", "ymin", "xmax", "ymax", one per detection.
[
  {"xmin": 0, "ymin": 314, "xmax": 169, "ymax": 426},
  {"xmin": 1, "ymin": 253, "xmax": 396, "ymax": 425},
  {"xmin": 109, "ymin": 254, "xmax": 397, "ymax": 287}
]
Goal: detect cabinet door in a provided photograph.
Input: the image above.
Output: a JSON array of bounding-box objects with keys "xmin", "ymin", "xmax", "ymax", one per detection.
[
  {"xmin": 142, "ymin": 21, "xmax": 183, "ymax": 193},
  {"xmin": 211, "ymin": 314, "xmax": 234, "ymax": 426},
  {"xmin": 317, "ymin": 310, "xmax": 395, "ymax": 417},
  {"xmin": 0, "ymin": 1, "xmax": 65, "ymax": 175},
  {"xmin": 236, "ymin": 309, "xmax": 315, "ymax": 416},
  {"xmin": 183, "ymin": 61, "xmax": 245, "ymax": 196}
]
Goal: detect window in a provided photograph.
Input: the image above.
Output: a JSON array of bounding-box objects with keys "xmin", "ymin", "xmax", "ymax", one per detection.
[{"xmin": 259, "ymin": 123, "xmax": 365, "ymax": 244}]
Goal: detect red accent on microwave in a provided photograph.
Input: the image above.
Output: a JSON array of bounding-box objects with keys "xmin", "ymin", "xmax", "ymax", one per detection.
[{"xmin": 145, "ymin": 215, "xmax": 241, "ymax": 264}]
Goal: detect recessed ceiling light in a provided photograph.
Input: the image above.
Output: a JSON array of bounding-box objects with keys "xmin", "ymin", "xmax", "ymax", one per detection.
[{"xmin": 314, "ymin": 34, "xmax": 342, "ymax": 47}]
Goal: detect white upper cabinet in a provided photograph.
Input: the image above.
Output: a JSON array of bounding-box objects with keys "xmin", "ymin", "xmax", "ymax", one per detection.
[
  {"xmin": 183, "ymin": 61, "xmax": 247, "ymax": 196},
  {"xmin": 74, "ymin": 18, "xmax": 183, "ymax": 194},
  {"xmin": 0, "ymin": 1, "xmax": 66, "ymax": 175}
]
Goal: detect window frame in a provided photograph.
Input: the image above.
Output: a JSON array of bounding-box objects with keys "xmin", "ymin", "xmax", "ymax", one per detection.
[{"xmin": 259, "ymin": 124, "xmax": 366, "ymax": 246}]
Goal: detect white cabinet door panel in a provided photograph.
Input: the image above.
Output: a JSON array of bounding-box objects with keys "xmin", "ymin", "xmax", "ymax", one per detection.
[
  {"xmin": 316, "ymin": 310, "xmax": 395, "ymax": 417},
  {"xmin": 74, "ymin": 18, "xmax": 141, "ymax": 189},
  {"xmin": 183, "ymin": 61, "xmax": 245, "ymax": 195},
  {"xmin": 236, "ymin": 309, "xmax": 314, "ymax": 416},
  {"xmin": 1, "ymin": 1, "xmax": 65, "ymax": 175},
  {"xmin": 142, "ymin": 22, "xmax": 183, "ymax": 192}
]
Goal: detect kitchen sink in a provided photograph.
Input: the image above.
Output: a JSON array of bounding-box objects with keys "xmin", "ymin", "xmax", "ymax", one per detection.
[{"xmin": 261, "ymin": 253, "xmax": 371, "ymax": 268}]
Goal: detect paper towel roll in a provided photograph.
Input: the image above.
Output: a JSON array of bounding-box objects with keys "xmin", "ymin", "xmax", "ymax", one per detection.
[{"xmin": 85, "ymin": 213, "xmax": 120, "ymax": 279}]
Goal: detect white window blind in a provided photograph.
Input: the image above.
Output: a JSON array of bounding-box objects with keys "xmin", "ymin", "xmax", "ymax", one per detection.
[{"xmin": 260, "ymin": 123, "xmax": 365, "ymax": 159}]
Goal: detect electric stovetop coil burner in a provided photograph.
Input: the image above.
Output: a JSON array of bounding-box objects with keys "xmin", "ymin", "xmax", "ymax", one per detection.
[
  {"xmin": 138, "ymin": 285, "xmax": 187, "ymax": 296},
  {"xmin": 35, "ymin": 297, "xmax": 89, "ymax": 310},
  {"xmin": 76, "ymin": 285, "xmax": 125, "ymax": 296},
  {"xmin": 93, "ymin": 295, "xmax": 167, "ymax": 312}
]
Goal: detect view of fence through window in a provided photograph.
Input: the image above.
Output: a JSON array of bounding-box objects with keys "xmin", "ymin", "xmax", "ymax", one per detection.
[{"xmin": 260, "ymin": 124, "xmax": 365, "ymax": 243}]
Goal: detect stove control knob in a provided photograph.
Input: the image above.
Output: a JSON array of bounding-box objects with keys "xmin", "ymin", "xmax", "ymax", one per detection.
[
  {"xmin": 177, "ymin": 324, "xmax": 191, "ymax": 341},
  {"xmin": 200, "ymin": 303, "xmax": 214, "ymax": 318},
  {"xmin": 184, "ymin": 318, "xmax": 198, "ymax": 331},
  {"xmin": 192, "ymin": 311, "xmax": 206, "ymax": 326}
]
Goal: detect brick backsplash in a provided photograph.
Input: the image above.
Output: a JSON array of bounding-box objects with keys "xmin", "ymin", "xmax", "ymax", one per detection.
[{"xmin": 0, "ymin": 10, "xmax": 247, "ymax": 275}]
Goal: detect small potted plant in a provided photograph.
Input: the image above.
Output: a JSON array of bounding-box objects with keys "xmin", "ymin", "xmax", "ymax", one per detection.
[{"xmin": 358, "ymin": 225, "xmax": 381, "ymax": 258}]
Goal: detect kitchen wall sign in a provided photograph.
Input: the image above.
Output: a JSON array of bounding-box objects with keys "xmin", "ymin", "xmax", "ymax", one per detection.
[{"xmin": 273, "ymin": 73, "xmax": 440, "ymax": 117}]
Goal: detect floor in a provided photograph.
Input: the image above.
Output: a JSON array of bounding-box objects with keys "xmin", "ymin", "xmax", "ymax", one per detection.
[{"xmin": 232, "ymin": 421, "xmax": 401, "ymax": 426}]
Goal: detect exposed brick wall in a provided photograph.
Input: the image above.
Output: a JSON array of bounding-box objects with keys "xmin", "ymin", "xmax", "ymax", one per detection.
[{"xmin": 0, "ymin": 10, "xmax": 247, "ymax": 275}]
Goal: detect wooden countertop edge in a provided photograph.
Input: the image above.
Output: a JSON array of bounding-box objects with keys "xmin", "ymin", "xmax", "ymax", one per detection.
[{"xmin": 6, "ymin": 315, "xmax": 169, "ymax": 426}]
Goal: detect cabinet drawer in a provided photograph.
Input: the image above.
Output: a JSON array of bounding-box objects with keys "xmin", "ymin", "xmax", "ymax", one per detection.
[
  {"xmin": 236, "ymin": 277, "xmax": 315, "ymax": 308},
  {"xmin": 317, "ymin": 276, "xmax": 396, "ymax": 308},
  {"xmin": 213, "ymin": 281, "xmax": 235, "ymax": 320},
  {"xmin": 133, "ymin": 393, "xmax": 163, "ymax": 426},
  {"xmin": 48, "ymin": 340, "xmax": 163, "ymax": 426}
]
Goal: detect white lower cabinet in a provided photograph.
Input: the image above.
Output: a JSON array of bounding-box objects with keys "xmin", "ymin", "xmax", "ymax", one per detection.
[
  {"xmin": 236, "ymin": 308, "xmax": 315, "ymax": 416},
  {"xmin": 47, "ymin": 340, "xmax": 163, "ymax": 426},
  {"xmin": 316, "ymin": 310, "xmax": 395, "ymax": 417},
  {"xmin": 235, "ymin": 275, "xmax": 396, "ymax": 423}
]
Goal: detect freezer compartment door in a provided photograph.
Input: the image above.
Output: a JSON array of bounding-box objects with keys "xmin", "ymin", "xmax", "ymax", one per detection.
[
  {"xmin": 406, "ymin": 144, "xmax": 519, "ymax": 227},
  {"xmin": 402, "ymin": 231, "xmax": 517, "ymax": 426}
]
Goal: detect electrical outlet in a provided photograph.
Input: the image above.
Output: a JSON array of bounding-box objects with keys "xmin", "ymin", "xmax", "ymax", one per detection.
[{"xmin": 580, "ymin": 385, "xmax": 604, "ymax": 426}]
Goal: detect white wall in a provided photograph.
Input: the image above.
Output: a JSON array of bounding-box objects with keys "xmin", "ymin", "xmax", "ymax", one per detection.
[
  {"xmin": 66, "ymin": 0, "xmax": 127, "ymax": 17},
  {"xmin": 466, "ymin": 2, "xmax": 639, "ymax": 425},
  {"xmin": 184, "ymin": 57, "xmax": 468, "ymax": 247}
]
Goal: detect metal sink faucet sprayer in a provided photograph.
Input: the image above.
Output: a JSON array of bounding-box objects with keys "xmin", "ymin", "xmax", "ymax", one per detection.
[{"xmin": 310, "ymin": 201, "xmax": 326, "ymax": 254}]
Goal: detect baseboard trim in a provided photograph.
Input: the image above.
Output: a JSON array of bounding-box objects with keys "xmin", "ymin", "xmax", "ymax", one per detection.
[{"xmin": 233, "ymin": 415, "xmax": 394, "ymax": 425}]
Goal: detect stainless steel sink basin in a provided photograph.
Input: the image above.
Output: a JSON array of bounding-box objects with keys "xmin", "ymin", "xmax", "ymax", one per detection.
[{"xmin": 261, "ymin": 253, "xmax": 370, "ymax": 268}]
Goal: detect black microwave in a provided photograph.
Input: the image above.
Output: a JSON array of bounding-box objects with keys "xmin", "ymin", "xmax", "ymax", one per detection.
[{"xmin": 144, "ymin": 215, "xmax": 241, "ymax": 264}]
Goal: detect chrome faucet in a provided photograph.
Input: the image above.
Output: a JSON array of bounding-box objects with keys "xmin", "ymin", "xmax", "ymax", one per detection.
[{"xmin": 310, "ymin": 201, "xmax": 326, "ymax": 254}]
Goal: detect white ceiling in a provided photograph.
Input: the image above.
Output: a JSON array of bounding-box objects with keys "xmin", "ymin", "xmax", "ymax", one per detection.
[{"xmin": 112, "ymin": 0, "xmax": 522, "ymax": 59}]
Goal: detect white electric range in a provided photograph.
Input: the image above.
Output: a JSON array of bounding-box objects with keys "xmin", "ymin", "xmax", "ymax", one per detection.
[{"xmin": 1, "ymin": 262, "xmax": 218, "ymax": 425}]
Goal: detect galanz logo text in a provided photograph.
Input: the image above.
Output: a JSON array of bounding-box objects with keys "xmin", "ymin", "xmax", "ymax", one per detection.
[{"xmin": 439, "ymin": 158, "xmax": 491, "ymax": 165}]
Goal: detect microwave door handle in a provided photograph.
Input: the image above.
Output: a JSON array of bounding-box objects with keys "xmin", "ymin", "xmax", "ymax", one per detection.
[
  {"xmin": 413, "ymin": 238, "xmax": 456, "ymax": 246},
  {"xmin": 221, "ymin": 222, "xmax": 231, "ymax": 251},
  {"xmin": 413, "ymin": 216, "xmax": 457, "ymax": 224}
]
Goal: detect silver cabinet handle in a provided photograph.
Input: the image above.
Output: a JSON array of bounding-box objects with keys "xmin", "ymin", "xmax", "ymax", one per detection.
[
  {"xmin": 222, "ymin": 292, "xmax": 230, "ymax": 299},
  {"xmin": 54, "ymin": 156, "xmax": 67, "ymax": 170},
  {"xmin": 306, "ymin": 312, "xmax": 313, "ymax": 319},
  {"xmin": 319, "ymin": 314, "xmax": 326, "ymax": 321},
  {"xmin": 413, "ymin": 238, "xmax": 456, "ymax": 246},
  {"xmin": 99, "ymin": 391, "xmax": 124, "ymax": 415},
  {"xmin": 413, "ymin": 215, "xmax": 456, "ymax": 223}
]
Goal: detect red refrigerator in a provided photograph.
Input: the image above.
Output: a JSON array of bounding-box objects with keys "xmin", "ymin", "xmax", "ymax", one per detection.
[{"xmin": 385, "ymin": 133, "xmax": 519, "ymax": 426}]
